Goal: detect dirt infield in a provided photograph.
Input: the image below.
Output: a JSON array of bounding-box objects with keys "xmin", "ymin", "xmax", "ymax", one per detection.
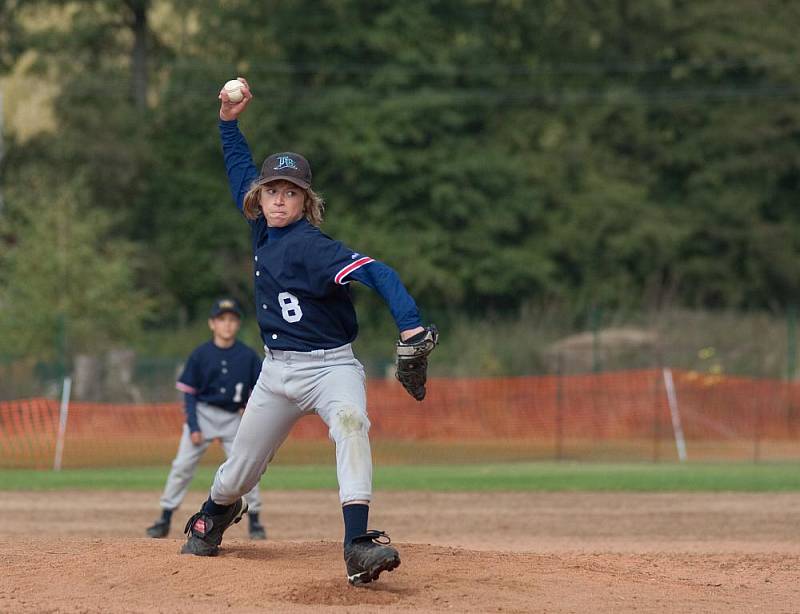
[{"xmin": 2, "ymin": 491, "xmax": 799, "ymax": 613}]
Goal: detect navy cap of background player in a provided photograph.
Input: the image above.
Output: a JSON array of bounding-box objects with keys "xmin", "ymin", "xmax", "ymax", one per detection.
[
  {"xmin": 259, "ymin": 152, "xmax": 312, "ymax": 189},
  {"xmin": 209, "ymin": 298, "xmax": 242, "ymax": 319}
]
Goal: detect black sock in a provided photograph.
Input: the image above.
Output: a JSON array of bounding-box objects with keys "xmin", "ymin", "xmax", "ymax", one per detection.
[
  {"xmin": 249, "ymin": 512, "xmax": 260, "ymax": 524},
  {"xmin": 201, "ymin": 496, "xmax": 232, "ymax": 516},
  {"xmin": 342, "ymin": 503, "xmax": 369, "ymax": 545},
  {"xmin": 161, "ymin": 508, "xmax": 173, "ymax": 523}
]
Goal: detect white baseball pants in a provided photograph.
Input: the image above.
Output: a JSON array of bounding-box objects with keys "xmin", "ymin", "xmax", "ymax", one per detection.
[
  {"xmin": 210, "ymin": 343, "xmax": 372, "ymax": 505},
  {"xmin": 160, "ymin": 402, "xmax": 261, "ymax": 512}
]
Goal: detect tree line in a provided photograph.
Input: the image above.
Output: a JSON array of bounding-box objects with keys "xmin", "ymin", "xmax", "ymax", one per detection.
[{"xmin": 2, "ymin": 0, "xmax": 800, "ymax": 359}]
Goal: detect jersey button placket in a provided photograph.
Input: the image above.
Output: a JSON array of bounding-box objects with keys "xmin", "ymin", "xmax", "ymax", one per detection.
[{"xmin": 220, "ymin": 360, "xmax": 228, "ymax": 395}]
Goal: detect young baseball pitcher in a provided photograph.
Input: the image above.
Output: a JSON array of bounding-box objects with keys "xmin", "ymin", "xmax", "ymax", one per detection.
[
  {"xmin": 179, "ymin": 77, "xmax": 438, "ymax": 586},
  {"xmin": 146, "ymin": 298, "xmax": 267, "ymax": 540}
]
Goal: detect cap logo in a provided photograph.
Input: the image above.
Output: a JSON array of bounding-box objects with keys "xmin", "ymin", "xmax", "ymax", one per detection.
[
  {"xmin": 219, "ymin": 300, "xmax": 234, "ymax": 309},
  {"xmin": 273, "ymin": 156, "xmax": 299, "ymax": 171}
]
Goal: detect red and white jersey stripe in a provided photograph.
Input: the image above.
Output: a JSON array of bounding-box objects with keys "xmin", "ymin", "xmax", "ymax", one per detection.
[
  {"xmin": 176, "ymin": 381, "xmax": 199, "ymax": 395},
  {"xmin": 334, "ymin": 256, "xmax": 374, "ymax": 285}
]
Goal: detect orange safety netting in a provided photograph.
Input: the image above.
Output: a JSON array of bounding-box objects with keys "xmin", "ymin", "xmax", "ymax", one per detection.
[{"xmin": 1, "ymin": 369, "xmax": 799, "ymax": 468}]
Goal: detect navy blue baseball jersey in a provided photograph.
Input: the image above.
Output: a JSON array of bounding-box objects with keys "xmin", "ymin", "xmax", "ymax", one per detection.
[
  {"xmin": 220, "ymin": 119, "xmax": 422, "ymax": 351},
  {"xmin": 176, "ymin": 340, "xmax": 262, "ymax": 413}
]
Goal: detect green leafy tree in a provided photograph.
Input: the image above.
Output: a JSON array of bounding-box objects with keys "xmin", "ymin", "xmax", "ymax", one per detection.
[
  {"xmin": 0, "ymin": 173, "xmax": 152, "ymax": 361},
  {"xmin": 0, "ymin": 0, "xmax": 28, "ymax": 74},
  {"xmin": 4, "ymin": 0, "xmax": 800, "ymax": 338}
]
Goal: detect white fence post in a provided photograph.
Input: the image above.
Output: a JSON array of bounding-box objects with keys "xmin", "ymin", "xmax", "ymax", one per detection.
[
  {"xmin": 662, "ymin": 368, "xmax": 687, "ymax": 462},
  {"xmin": 53, "ymin": 376, "xmax": 72, "ymax": 471}
]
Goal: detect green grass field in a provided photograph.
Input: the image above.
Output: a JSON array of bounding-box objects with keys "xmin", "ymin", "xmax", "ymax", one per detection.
[{"xmin": 1, "ymin": 462, "xmax": 799, "ymax": 492}]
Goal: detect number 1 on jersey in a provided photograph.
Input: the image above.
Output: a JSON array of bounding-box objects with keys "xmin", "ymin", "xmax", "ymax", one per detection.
[
  {"xmin": 233, "ymin": 382, "xmax": 244, "ymax": 403},
  {"xmin": 278, "ymin": 291, "xmax": 303, "ymax": 323}
]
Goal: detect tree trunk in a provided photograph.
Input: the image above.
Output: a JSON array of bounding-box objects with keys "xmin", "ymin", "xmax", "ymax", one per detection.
[
  {"xmin": 617, "ymin": 0, "xmax": 631, "ymax": 57},
  {"xmin": 127, "ymin": 0, "xmax": 149, "ymax": 110}
]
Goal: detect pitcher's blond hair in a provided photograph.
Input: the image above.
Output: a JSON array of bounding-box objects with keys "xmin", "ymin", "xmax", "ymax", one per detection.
[{"xmin": 242, "ymin": 178, "xmax": 325, "ymax": 227}]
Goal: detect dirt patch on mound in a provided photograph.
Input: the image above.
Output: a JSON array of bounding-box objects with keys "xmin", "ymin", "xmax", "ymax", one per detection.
[{"xmin": 2, "ymin": 491, "xmax": 800, "ymax": 613}]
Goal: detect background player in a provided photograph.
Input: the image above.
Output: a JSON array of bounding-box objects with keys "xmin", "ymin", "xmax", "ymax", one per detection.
[
  {"xmin": 179, "ymin": 77, "xmax": 438, "ymax": 586},
  {"xmin": 145, "ymin": 298, "xmax": 267, "ymax": 540}
]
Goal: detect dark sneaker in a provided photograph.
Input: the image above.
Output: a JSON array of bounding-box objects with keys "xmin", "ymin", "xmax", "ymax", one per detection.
[
  {"xmin": 344, "ymin": 530, "xmax": 400, "ymax": 586},
  {"xmin": 180, "ymin": 498, "xmax": 248, "ymax": 556},
  {"xmin": 146, "ymin": 519, "xmax": 170, "ymax": 538},
  {"xmin": 248, "ymin": 517, "xmax": 267, "ymax": 541}
]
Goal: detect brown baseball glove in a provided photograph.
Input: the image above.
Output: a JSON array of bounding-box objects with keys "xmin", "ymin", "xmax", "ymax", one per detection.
[{"xmin": 395, "ymin": 325, "xmax": 439, "ymax": 401}]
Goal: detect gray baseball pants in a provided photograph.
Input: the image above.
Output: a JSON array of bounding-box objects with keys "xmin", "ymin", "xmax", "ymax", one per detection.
[
  {"xmin": 210, "ymin": 343, "xmax": 371, "ymax": 506},
  {"xmin": 159, "ymin": 402, "xmax": 261, "ymax": 512}
]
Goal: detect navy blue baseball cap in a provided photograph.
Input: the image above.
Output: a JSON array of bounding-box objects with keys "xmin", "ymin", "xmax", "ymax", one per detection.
[
  {"xmin": 209, "ymin": 298, "xmax": 242, "ymax": 319},
  {"xmin": 260, "ymin": 152, "xmax": 312, "ymax": 189}
]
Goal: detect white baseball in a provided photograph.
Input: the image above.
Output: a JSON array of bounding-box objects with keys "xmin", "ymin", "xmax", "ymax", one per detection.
[{"xmin": 223, "ymin": 79, "xmax": 244, "ymax": 103}]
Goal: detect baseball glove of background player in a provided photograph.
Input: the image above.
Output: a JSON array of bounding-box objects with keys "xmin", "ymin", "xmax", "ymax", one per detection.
[{"xmin": 395, "ymin": 325, "xmax": 439, "ymax": 401}]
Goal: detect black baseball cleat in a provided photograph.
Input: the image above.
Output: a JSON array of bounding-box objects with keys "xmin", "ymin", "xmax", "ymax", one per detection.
[
  {"xmin": 344, "ymin": 530, "xmax": 401, "ymax": 586},
  {"xmin": 180, "ymin": 498, "xmax": 248, "ymax": 556},
  {"xmin": 145, "ymin": 519, "xmax": 170, "ymax": 538},
  {"xmin": 248, "ymin": 516, "xmax": 267, "ymax": 541}
]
